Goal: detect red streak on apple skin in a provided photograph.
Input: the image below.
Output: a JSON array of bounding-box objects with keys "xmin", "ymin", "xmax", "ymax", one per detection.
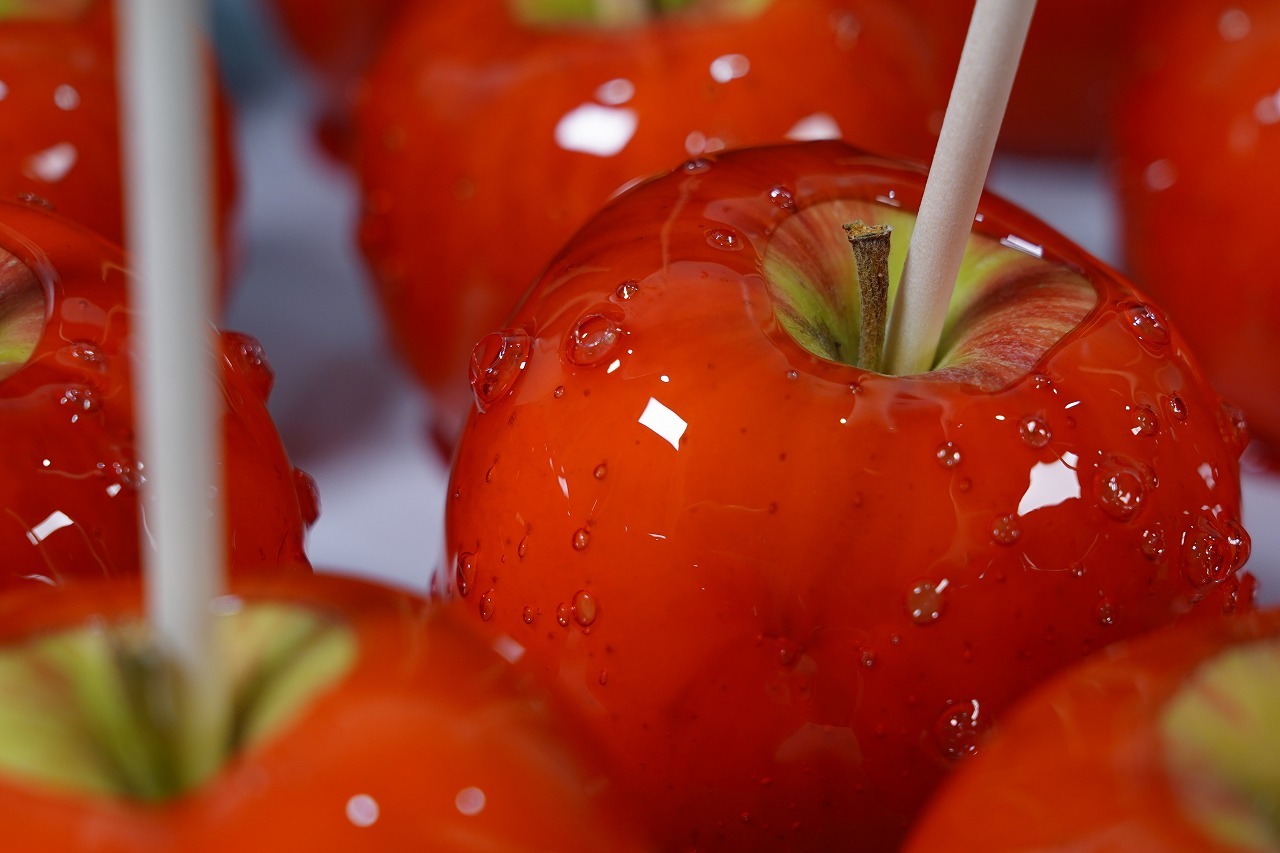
[{"xmin": 440, "ymin": 140, "xmax": 1254, "ymax": 852}]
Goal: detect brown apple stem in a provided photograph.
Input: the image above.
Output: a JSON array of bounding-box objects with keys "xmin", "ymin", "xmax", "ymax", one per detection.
[{"xmin": 845, "ymin": 221, "xmax": 891, "ymax": 373}]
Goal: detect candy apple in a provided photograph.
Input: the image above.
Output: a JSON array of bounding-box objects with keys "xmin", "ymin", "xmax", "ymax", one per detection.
[
  {"xmin": 905, "ymin": 606, "xmax": 1280, "ymax": 851},
  {"xmin": 352, "ymin": 0, "xmax": 946, "ymax": 442},
  {"xmin": 903, "ymin": 0, "xmax": 1139, "ymax": 156},
  {"xmin": 0, "ymin": 199, "xmax": 316, "ymax": 590},
  {"xmin": 0, "ymin": 0, "xmax": 239, "ymax": 280},
  {"xmin": 440, "ymin": 140, "xmax": 1254, "ymax": 850},
  {"xmin": 0, "ymin": 569, "xmax": 651, "ymax": 850},
  {"xmin": 262, "ymin": 0, "xmax": 408, "ymax": 159},
  {"xmin": 1111, "ymin": 0, "xmax": 1280, "ymax": 459}
]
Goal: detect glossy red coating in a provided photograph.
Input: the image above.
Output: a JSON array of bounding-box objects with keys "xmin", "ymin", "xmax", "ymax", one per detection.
[
  {"xmin": 441, "ymin": 140, "xmax": 1254, "ymax": 851},
  {"xmin": 1112, "ymin": 0, "xmax": 1280, "ymax": 458},
  {"xmin": 904, "ymin": 0, "xmax": 1138, "ymax": 156},
  {"xmin": 352, "ymin": 0, "xmax": 946, "ymax": 439},
  {"xmin": 905, "ymin": 607, "xmax": 1280, "ymax": 851},
  {"xmin": 0, "ymin": 571, "xmax": 653, "ymax": 851},
  {"xmin": 0, "ymin": 200, "xmax": 314, "ymax": 590},
  {"xmin": 0, "ymin": 1, "xmax": 239, "ymax": 283}
]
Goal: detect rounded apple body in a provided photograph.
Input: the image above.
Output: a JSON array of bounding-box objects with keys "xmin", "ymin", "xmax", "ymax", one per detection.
[
  {"xmin": 1111, "ymin": 0, "xmax": 1280, "ymax": 457},
  {"xmin": 352, "ymin": 0, "xmax": 945, "ymax": 438},
  {"xmin": 0, "ymin": 1, "xmax": 239, "ymax": 270},
  {"xmin": 0, "ymin": 200, "xmax": 316, "ymax": 589},
  {"xmin": 0, "ymin": 571, "xmax": 650, "ymax": 851},
  {"xmin": 441, "ymin": 141, "xmax": 1253, "ymax": 850},
  {"xmin": 905, "ymin": 607, "xmax": 1280, "ymax": 851}
]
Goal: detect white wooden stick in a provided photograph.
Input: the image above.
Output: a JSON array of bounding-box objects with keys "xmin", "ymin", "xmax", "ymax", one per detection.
[
  {"xmin": 883, "ymin": 0, "xmax": 1037, "ymax": 375},
  {"xmin": 115, "ymin": 0, "xmax": 226, "ymax": 779}
]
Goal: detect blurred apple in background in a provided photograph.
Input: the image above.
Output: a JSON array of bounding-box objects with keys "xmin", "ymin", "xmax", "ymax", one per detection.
[
  {"xmin": 905, "ymin": 0, "xmax": 1137, "ymax": 157},
  {"xmin": 0, "ymin": 200, "xmax": 316, "ymax": 590},
  {"xmin": 1110, "ymin": 0, "xmax": 1280, "ymax": 463},
  {"xmin": 351, "ymin": 0, "xmax": 948, "ymax": 445},
  {"xmin": 0, "ymin": 0, "xmax": 240, "ymax": 288}
]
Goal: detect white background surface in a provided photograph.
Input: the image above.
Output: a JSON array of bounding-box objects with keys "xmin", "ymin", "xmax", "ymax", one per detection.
[{"xmin": 217, "ymin": 9, "xmax": 1280, "ymax": 605}]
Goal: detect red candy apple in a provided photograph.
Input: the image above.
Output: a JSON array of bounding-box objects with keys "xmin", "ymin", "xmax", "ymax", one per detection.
[
  {"xmin": 440, "ymin": 140, "xmax": 1254, "ymax": 850},
  {"xmin": 905, "ymin": 606, "xmax": 1280, "ymax": 851},
  {"xmin": 904, "ymin": 0, "xmax": 1139, "ymax": 156},
  {"xmin": 1111, "ymin": 0, "xmax": 1280, "ymax": 458},
  {"xmin": 0, "ymin": 199, "xmax": 315, "ymax": 589},
  {"xmin": 0, "ymin": 570, "xmax": 651, "ymax": 851},
  {"xmin": 0, "ymin": 0, "xmax": 238, "ymax": 275},
  {"xmin": 352, "ymin": 0, "xmax": 946, "ymax": 440}
]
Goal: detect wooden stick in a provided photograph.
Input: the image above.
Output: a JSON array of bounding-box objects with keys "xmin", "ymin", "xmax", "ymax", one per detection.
[
  {"xmin": 883, "ymin": 0, "xmax": 1037, "ymax": 375},
  {"xmin": 115, "ymin": 0, "xmax": 226, "ymax": 784}
]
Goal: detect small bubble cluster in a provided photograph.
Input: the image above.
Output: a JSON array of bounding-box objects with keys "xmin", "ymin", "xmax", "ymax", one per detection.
[
  {"xmin": 992, "ymin": 514, "xmax": 1021, "ymax": 545},
  {"xmin": 935, "ymin": 441, "xmax": 961, "ymax": 469},
  {"xmin": 906, "ymin": 581, "xmax": 946, "ymax": 626},
  {"xmin": 933, "ymin": 700, "xmax": 985, "ymax": 760},
  {"xmin": 1121, "ymin": 302, "xmax": 1172, "ymax": 351},
  {"xmin": 1179, "ymin": 514, "xmax": 1250, "ymax": 589},
  {"xmin": 469, "ymin": 329, "xmax": 530, "ymax": 412},
  {"xmin": 705, "ymin": 227, "xmax": 743, "ymax": 251},
  {"xmin": 1018, "ymin": 415, "xmax": 1051, "ymax": 448},
  {"xmin": 566, "ymin": 310, "xmax": 624, "ymax": 367},
  {"xmin": 455, "ymin": 552, "xmax": 476, "ymax": 598}
]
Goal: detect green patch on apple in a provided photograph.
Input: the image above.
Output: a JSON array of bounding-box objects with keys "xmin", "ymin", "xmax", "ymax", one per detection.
[
  {"xmin": 0, "ymin": 603, "xmax": 355, "ymax": 800},
  {"xmin": 508, "ymin": 0, "xmax": 771, "ymax": 27},
  {"xmin": 0, "ymin": 0, "xmax": 93, "ymax": 21},
  {"xmin": 761, "ymin": 201, "xmax": 1098, "ymax": 389},
  {"xmin": 0, "ymin": 250, "xmax": 45, "ymax": 382},
  {"xmin": 1162, "ymin": 638, "xmax": 1280, "ymax": 849}
]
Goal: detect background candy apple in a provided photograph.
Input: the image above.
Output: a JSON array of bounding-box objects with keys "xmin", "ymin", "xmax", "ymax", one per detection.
[
  {"xmin": 0, "ymin": 0, "xmax": 239, "ymax": 281},
  {"xmin": 903, "ymin": 0, "xmax": 1139, "ymax": 157},
  {"xmin": 260, "ymin": 0, "xmax": 407, "ymax": 159},
  {"xmin": 0, "ymin": 570, "xmax": 652, "ymax": 851},
  {"xmin": 352, "ymin": 0, "xmax": 947, "ymax": 442},
  {"xmin": 0, "ymin": 199, "xmax": 316, "ymax": 590},
  {"xmin": 440, "ymin": 140, "xmax": 1253, "ymax": 851},
  {"xmin": 905, "ymin": 606, "xmax": 1280, "ymax": 851},
  {"xmin": 1110, "ymin": 0, "xmax": 1280, "ymax": 461}
]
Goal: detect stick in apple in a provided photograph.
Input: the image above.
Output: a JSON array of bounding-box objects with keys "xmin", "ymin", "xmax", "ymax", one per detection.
[
  {"xmin": 115, "ymin": 0, "xmax": 227, "ymax": 786},
  {"xmin": 883, "ymin": 0, "xmax": 1037, "ymax": 375}
]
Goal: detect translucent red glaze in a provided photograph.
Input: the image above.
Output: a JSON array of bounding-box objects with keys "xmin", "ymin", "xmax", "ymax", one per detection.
[
  {"xmin": 0, "ymin": 200, "xmax": 312, "ymax": 589},
  {"xmin": 904, "ymin": 607, "xmax": 1280, "ymax": 851},
  {"xmin": 1112, "ymin": 0, "xmax": 1280, "ymax": 456},
  {"xmin": 0, "ymin": 572, "xmax": 652, "ymax": 851},
  {"xmin": 441, "ymin": 141, "xmax": 1254, "ymax": 851},
  {"xmin": 353, "ymin": 0, "xmax": 947, "ymax": 441}
]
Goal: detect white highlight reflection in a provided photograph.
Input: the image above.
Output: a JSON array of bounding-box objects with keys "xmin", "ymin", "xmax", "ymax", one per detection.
[
  {"xmin": 595, "ymin": 78, "xmax": 635, "ymax": 105},
  {"xmin": 554, "ymin": 104, "xmax": 637, "ymax": 157},
  {"xmin": 455, "ymin": 786, "xmax": 487, "ymax": 816},
  {"xmin": 492, "ymin": 634, "xmax": 525, "ymax": 664},
  {"xmin": 26, "ymin": 510, "xmax": 73, "ymax": 545},
  {"xmin": 345, "ymin": 794, "xmax": 380, "ymax": 827},
  {"xmin": 1018, "ymin": 453, "xmax": 1081, "ymax": 516},
  {"xmin": 639, "ymin": 397, "xmax": 687, "ymax": 450},
  {"xmin": 784, "ymin": 112, "xmax": 841, "ymax": 142},
  {"xmin": 710, "ymin": 53, "xmax": 750, "ymax": 83},
  {"xmin": 24, "ymin": 143, "xmax": 77, "ymax": 182}
]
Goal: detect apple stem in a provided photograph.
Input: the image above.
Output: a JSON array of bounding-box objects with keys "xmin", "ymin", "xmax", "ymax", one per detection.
[
  {"xmin": 844, "ymin": 221, "xmax": 890, "ymax": 373},
  {"xmin": 882, "ymin": 0, "xmax": 1036, "ymax": 375},
  {"xmin": 115, "ymin": 0, "xmax": 229, "ymax": 790}
]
